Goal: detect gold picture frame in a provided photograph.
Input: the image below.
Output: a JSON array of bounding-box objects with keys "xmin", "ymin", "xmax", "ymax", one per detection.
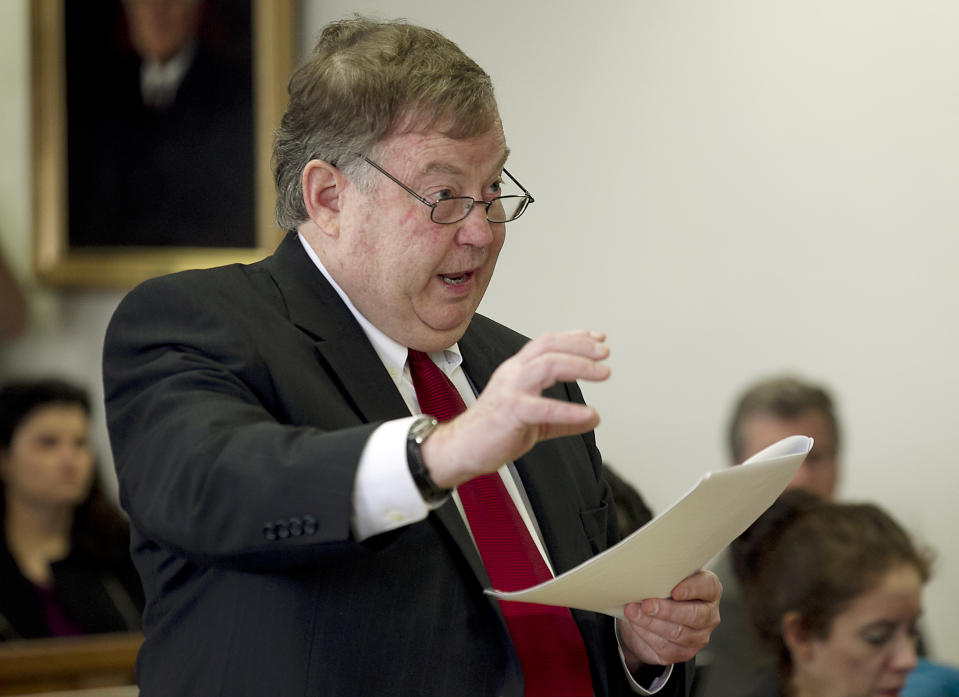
[{"xmin": 31, "ymin": 0, "xmax": 294, "ymax": 288}]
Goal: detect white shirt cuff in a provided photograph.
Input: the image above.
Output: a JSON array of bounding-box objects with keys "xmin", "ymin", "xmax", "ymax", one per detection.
[
  {"xmin": 615, "ymin": 622, "xmax": 674, "ymax": 694},
  {"xmin": 351, "ymin": 417, "xmax": 444, "ymax": 541}
]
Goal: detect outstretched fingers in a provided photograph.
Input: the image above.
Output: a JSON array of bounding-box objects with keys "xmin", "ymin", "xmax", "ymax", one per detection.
[
  {"xmin": 422, "ymin": 329, "xmax": 611, "ymax": 488},
  {"xmin": 500, "ymin": 330, "xmax": 611, "ymax": 391}
]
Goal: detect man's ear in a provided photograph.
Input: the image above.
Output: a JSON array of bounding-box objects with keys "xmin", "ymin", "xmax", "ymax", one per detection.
[
  {"xmin": 781, "ymin": 611, "xmax": 814, "ymax": 664},
  {"xmin": 302, "ymin": 160, "xmax": 345, "ymax": 236}
]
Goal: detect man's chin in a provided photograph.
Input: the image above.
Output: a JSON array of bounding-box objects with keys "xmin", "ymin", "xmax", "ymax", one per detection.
[{"xmin": 407, "ymin": 316, "xmax": 474, "ymax": 352}]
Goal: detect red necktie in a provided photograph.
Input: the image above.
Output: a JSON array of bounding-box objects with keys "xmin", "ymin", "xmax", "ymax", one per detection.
[{"xmin": 408, "ymin": 350, "xmax": 595, "ymax": 697}]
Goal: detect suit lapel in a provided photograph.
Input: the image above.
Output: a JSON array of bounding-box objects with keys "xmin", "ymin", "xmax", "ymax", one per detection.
[
  {"xmin": 266, "ymin": 233, "xmax": 492, "ymax": 584},
  {"xmin": 512, "ymin": 439, "xmax": 597, "ymax": 576},
  {"xmin": 266, "ymin": 232, "xmax": 410, "ymax": 424},
  {"xmin": 432, "ymin": 498, "xmax": 491, "ymax": 588}
]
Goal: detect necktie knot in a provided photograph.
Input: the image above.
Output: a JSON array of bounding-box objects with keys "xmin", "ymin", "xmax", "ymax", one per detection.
[
  {"xmin": 408, "ymin": 349, "xmax": 466, "ymax": 422},
  {"xmin": 408, "ymin": 349, "xmax": 430, "ymax": 364}
]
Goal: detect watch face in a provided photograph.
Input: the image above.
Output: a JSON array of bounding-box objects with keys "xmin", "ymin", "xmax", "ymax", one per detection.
[
  {"xmin": 407, "ymin": 416, "xmax": 448, "ymax": 502},
  {"xmin": 411, "ymin": 416, "xmax": 438, "ymax": 444}
]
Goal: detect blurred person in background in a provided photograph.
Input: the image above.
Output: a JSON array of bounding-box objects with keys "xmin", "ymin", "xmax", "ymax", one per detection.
[
  {"xmin": 731, "ymin": 489, "xmax": 930, "ymax": 697},
  {"xmin": 694, "ymin": 375, "xmax": 842, "ymax": 697},
  {"xmin": 727, "ymin": 376, "xmax": 840, "ymax": 499},
  {"xmin": 0, "ymin": 379, "xmax": 143, "ymax": 640},
  {"xmin": 604, "ymin": 464, "xmax": 655, "ymax": 537}
]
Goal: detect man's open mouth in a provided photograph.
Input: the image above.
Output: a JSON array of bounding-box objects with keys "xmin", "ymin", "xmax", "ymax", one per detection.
[{"xmin": 441, "ymin": 272, "xmax": 471, "ymax": 285}]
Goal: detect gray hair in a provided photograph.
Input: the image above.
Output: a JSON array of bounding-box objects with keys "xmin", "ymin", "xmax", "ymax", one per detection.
[
  {"xmin": 272, "ymin": 16, "xmax": 499, "ymax": 230},
  {"xmin": 727, "ymin": 375, "xmax": 841, "ymax": 463}
]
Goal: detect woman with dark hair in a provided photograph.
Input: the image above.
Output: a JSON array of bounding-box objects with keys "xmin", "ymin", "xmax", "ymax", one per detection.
[
  {"xmin": 0, "ymin": 379, "xmax": 143, "ymax": 640},
  {"xmin": 732, "ymin": 489, "xmax": 931, "ymax": 697}
]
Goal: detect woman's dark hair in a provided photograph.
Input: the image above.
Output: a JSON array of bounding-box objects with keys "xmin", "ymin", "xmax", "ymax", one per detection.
[
  {"xmin": 0, "ymin": 378, "xmax": 131, "ymax": 567},
  {"xmin": 732, "ymin": 489, "xmax": 932, "ymax": 691},
  {"xmin": 0, "ymin": 379, "xmax": 91, "ymax": 448}
]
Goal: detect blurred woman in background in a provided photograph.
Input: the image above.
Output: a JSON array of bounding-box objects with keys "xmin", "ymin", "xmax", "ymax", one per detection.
[
  {"xmin": 732, "ymin": 488, "xmax": 931, "ymax": 697},
  {"xmin": 0, "ymin": 379, "xmax": 142, "ymax": 640}
]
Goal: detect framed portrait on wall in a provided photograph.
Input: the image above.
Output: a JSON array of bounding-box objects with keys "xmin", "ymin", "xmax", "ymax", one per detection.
[{"xmin": 31, "ymin": 0, "xmax": 294, "ymax": 288}]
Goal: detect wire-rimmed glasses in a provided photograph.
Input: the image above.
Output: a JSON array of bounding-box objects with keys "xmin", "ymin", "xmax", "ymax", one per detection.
[{"xmin": 362, "ymin": 157, "xmax": 534, "ymax": 225}]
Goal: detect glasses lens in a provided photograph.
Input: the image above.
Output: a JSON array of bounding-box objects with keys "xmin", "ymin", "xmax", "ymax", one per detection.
[
  {"xmin": 430, "ymin": 195, "xmax": 531, "ymax": 224},
  {"xmin": 487, "ymin": 196, "xmax": 529, "ymax": 223},
  {"xmin": 432, "ymin": 198, "xmax": 473, "ymax": 224}
]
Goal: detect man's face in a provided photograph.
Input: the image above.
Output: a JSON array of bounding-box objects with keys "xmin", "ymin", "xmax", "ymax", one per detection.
[
  {"xmin": 738, "ymin": 409, "xmax": 840, "ymax": 498},
  {"xmin": 322, "ymin": 124, "xmax": 509, "ymax": 352},
  {"xmin": 124, "ymin": 0, "xmax": 203, "ymax": 64}
]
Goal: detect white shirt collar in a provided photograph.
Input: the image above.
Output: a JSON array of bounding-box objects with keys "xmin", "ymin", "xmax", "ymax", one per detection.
[{"xmin": 139, "ymin": 40, "xmax": 197, "ymax": 107}]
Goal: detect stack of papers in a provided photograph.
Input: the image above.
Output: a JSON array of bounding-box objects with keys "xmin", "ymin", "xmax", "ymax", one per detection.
[{"xmin": 487, "ymin": 435, "xmax": 813, "ymax": 619}]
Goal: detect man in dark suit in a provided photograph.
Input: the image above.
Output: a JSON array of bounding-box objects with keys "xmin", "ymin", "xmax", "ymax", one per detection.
[{"xmin": 103, "ymin": 16, "xmax": 720, "ymax": 696}]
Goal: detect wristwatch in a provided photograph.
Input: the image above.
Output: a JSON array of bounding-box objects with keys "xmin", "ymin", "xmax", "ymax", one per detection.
[{"xmin": 406, "ymin": 415, "xmax": 451, "ymax": 503}]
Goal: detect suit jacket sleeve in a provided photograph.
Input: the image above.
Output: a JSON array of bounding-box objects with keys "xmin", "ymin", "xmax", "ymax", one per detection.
[{"xmin": 103, "ymin": 262, "xmax": 397, "ymax": 570}]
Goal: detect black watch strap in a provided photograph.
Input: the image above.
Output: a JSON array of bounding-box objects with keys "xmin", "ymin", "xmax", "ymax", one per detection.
[{"xmin": 407, "ymin": 415, "xmax": 451, "ymax": 503}]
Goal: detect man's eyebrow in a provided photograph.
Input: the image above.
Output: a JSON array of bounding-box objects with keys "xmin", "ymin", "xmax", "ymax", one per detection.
[
  {"xmin": 419, "ymin": 149, "xmax": 512, "ymax": 178},
  {"xmin": 420, "ymin": 162, "xmax": 463, "ymax": 176}
]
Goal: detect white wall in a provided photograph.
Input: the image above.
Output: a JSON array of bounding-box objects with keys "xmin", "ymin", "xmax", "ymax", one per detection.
[
  {"xmin": 2, "ymin": 0, "xmax": 956, "ymax": 660},
  {"xmin": 0, "ymin": 1, "xmax": 124, "ymax": 499},
  {"xmin": 301, "ymin": 1, "xmax": 959, "ymax": 658}
]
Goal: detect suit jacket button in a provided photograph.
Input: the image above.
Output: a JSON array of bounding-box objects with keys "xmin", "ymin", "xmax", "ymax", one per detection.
[
  {"xmin": 302, "ymin": 515, "xmax": 317, "ymax": 535},
  {"xmin": 288, "ymin": 518, "xmax": 303, "ymax": 536},
  {"xmin": 275, "ymin": 521, "xmax": 290, "ymax": 539},
  {"xmin": 262, "ymin": 523, "xmax": 277, "ymax": 541}
]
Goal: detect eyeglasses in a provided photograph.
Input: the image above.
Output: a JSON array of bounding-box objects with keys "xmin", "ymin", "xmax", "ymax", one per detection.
[{"xmin": 361, "ymin": 157, "xmax": 534, "ymax": 225}]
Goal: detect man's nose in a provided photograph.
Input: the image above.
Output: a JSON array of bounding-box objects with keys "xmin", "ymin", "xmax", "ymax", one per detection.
[{"xmin": 454, "ymin": 203, "xmax": 495, "ymax": 246}]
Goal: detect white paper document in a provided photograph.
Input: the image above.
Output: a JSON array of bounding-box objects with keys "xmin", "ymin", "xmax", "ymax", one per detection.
[{"xmin": 487, "ymin": 435, "xmax": 813, "ymax": 619}]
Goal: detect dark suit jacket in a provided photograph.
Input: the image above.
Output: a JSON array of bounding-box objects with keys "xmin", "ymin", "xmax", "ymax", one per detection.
[{"xmin": 103, "ymin": 231, "xmax": 691, "ymax": 696}]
